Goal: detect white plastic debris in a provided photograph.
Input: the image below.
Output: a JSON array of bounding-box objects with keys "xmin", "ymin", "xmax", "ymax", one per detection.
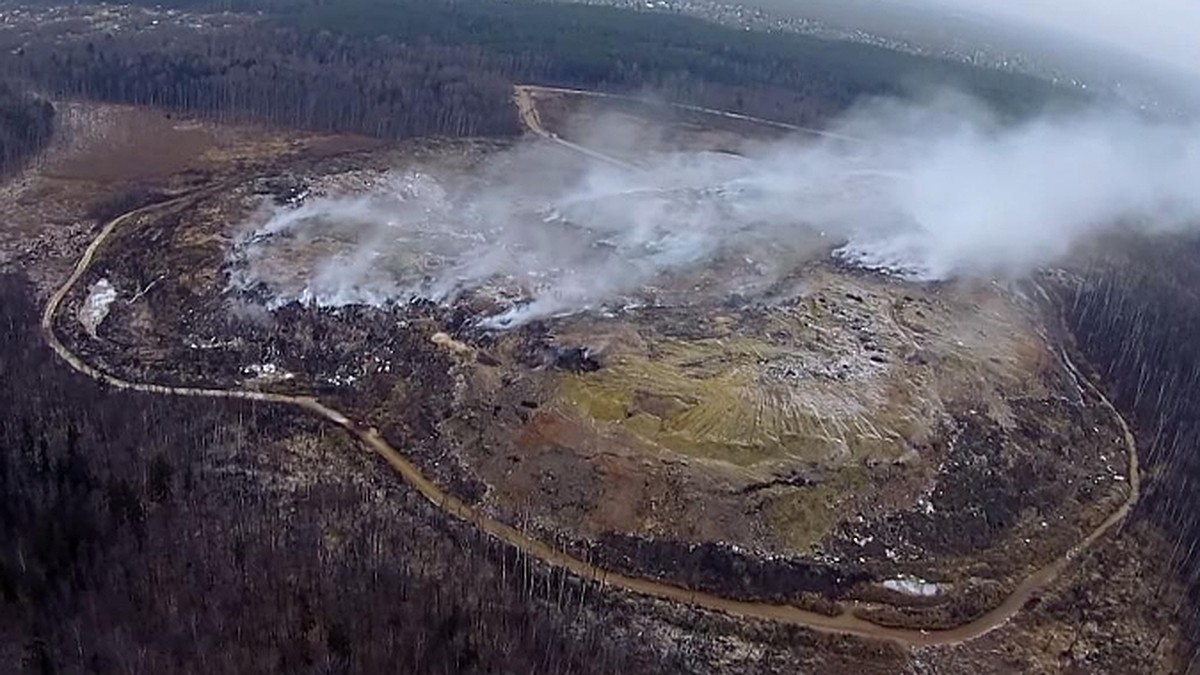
[
  {"xmin": 882, "ymin": 577, "xmax": 945, "ymax": 597},
  {"xmin": 242, "ymin": 363, "xmax": 295, "ymax": 381},
  {"xmin": 78, "ymin": 278, "xmax": 118, "ymax": 338}
]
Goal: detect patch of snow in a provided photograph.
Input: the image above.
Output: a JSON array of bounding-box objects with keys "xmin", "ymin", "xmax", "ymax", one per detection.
[
  {"xmin": 78, "ymin": 278, "xmax": 117, "ymax": 338},
  {"xmin": 882, "ymin": 577, "xmax": 945, "ymax": 597}
]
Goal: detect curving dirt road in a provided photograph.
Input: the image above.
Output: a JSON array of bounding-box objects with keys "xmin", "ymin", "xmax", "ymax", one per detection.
[{"xmin": 41, "ymin": 101, "xmax": 1140, "ymax": 647}]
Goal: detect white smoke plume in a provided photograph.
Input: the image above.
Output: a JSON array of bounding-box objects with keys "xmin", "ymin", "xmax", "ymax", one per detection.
[{"xmin": 230, "ymin": 91, "xmax": 1200, "ymax": 326}]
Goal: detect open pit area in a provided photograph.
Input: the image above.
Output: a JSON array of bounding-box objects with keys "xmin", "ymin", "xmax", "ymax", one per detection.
[{"xmin": 44, "ymin": 89, "xmax": 1140, "ymax": 635}]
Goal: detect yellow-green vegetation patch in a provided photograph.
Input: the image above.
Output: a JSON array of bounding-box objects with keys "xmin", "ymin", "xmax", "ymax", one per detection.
[
  {"xmin": 766, "ymin": 481, "xmax": 849, "ymax": 552},
  {"xmin": 556, "ymin": 334, "xmax": 908, "ymax": 468}
]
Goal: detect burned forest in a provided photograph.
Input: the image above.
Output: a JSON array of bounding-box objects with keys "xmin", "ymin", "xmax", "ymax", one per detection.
[{"xmin": 1060, "ymin": 239, "xmax": 1200, "ymax": 652}]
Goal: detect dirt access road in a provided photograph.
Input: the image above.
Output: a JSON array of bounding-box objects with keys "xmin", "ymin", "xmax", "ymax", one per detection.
[
  {"xmin": 513, "ymin": 84, "xmax": 861, "ymax": 143},
  {"xmin": 41, "ymin": 89, "xmax": 1140, "ymax": 648},
  {"xmin": 513, "ymin": 86, "xmax": 640, "ymax": 169}
]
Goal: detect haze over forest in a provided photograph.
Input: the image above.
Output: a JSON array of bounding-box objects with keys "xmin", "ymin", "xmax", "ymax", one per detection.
[{"xmin": 733, "ymin": 0, "xmax": 1200, "ymax": 108}]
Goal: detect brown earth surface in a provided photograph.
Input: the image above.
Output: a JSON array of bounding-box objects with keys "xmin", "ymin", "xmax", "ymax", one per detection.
[
  {"xmin": 9, "ymin": 94, "xmax": 1188, "ymax": 671},
  {"xmin": 53, "ymin": 94, "xmax": 1133, "ymax": 630}
]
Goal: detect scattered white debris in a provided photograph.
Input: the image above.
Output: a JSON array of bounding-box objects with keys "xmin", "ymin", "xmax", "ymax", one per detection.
[
  {"xmin": 882, "ymin": 577, "xmax": 945, "ymax": 597},
  {"xmin": 322, "ymin": 373, "xmax": 359, "ymax": 387},
  {"xmin": 189, "ymin": 337, "xmax": 241, "ymax": 350},
  {"xmin": 127, "ymin": 275, "xmax": 164, "ymax": 304},
  {"xmin": 242, "ymin": 363, "xmax": 294, "ymax": 381},
  {"xmin": 78, "ymin": 278, "xmax": 118, "ymax": 338},
  {"xmin": 832, "ymin": 240, "xmax": 936, "ymax": 280}
]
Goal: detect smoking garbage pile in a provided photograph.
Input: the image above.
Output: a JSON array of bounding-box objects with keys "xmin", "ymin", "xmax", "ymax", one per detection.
[{"xmin": 229, "ymin": 93, "xmax": 1200, "ymax": 327}]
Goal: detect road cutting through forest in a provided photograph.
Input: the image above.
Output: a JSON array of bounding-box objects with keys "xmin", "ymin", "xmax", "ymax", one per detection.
[
  {"xmin": 514, "ymin": 84, "xmax": 862, "ymax": 143},
  {"xmin": 42, "ymin": 88, "xmax": 1140, "ymax": 648},
  {"xmin": 514, "ymin": 86, "xmax": 640, "ymax": 170}
]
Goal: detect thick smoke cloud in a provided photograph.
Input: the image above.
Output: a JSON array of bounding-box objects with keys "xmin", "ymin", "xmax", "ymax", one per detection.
[{"xmin": 231, "ymin": 92, "xmax": 1200, "ymax": 326}]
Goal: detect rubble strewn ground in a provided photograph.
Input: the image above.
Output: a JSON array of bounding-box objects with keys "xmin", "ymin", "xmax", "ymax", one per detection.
[{"xmin": 14, "ymin": 95, "xmax": 1188, "ymax": 671}]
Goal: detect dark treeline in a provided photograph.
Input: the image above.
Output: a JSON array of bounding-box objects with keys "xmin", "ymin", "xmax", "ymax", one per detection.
[
  {"xmin": 3, "ymin": 27, "xmax": 520, "ymax": 138},
  {"xmin": 1059, "ymin": 240, "xmax": 1200, "ymax": 669},
  {"xmin": 274, "ymin": 0, "xmax": 1070, "ymax": 115},
  {"xmin": 1, "ymin": 0, "xmax": 1078, "ymax": 141},
  {"xmin": 0, "ymin": 81, "xmax": 54, "ymax": 174},
  {"xmin": 0, "ymin": 272, "xmax": 695, "ymax": 674}
]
